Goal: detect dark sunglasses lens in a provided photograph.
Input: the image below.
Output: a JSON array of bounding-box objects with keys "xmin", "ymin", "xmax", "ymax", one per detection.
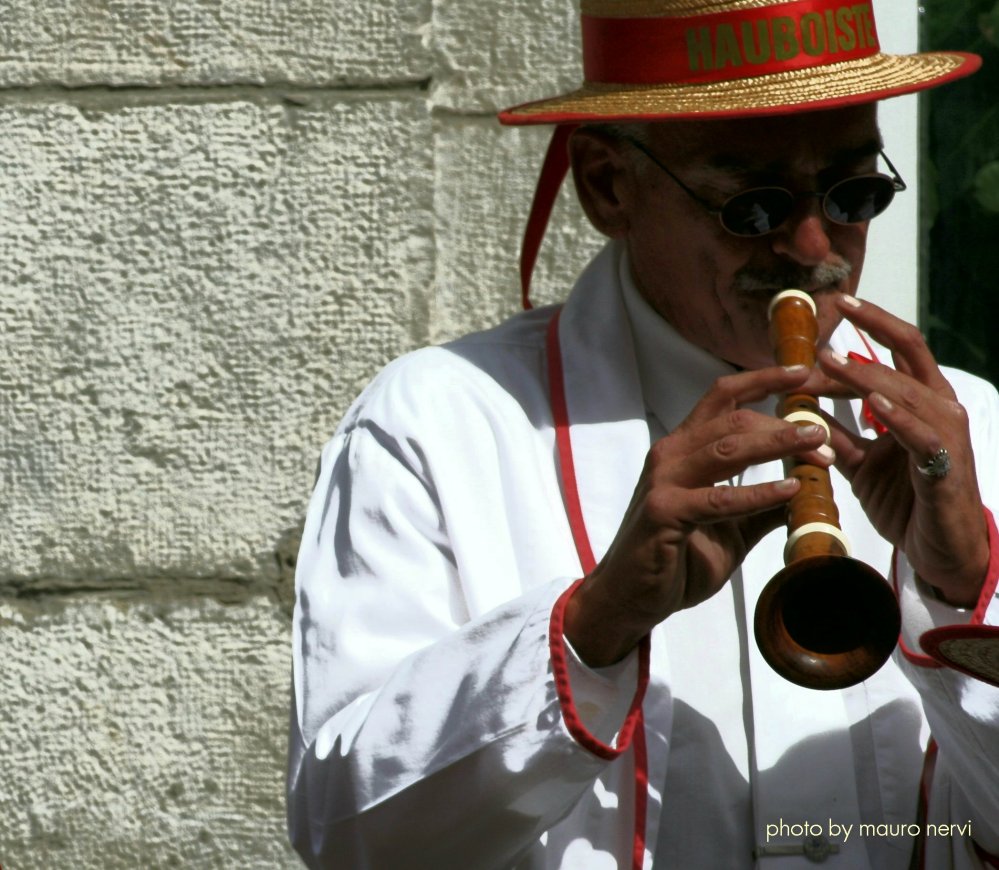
[
  {"xmin": 721, "ymin": 189, "xmax": 794, "ymax": 236},
  {"xmin": 824, "ymin": 176, "xmax": 896, "ymax": 224}
]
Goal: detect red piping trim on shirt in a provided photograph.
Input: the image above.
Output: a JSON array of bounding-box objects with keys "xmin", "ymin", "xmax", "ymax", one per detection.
[
  {"xmin": 549, "ymin": 579, "xmax": 651, "ymax": 762},
  {"xmin": 894, "ymin": 542, "xmax": 943, "ymax": 670},
  {"xmin": 972, "ymin": 506, "xmax": 999, "ymax": 626},
  {"xmin": 631, "ymin": 722, "xmax": 649, "ymax": 870},
  {"xmin": 547, "ymin": 311, "xmax": 599, "ymax": 573},
  {"xmin": 846, "ymin": 351, "xmax": 889, "ymax": 435},
  {"xmin": 896, "ymin": 507, "xmax": 998, "ymax": 668},
  {"xmin": 546, "ymin": 308, "xmax": 652, "ymax": 870},
  {"xmin": 852, "ymin": 324, "xmax": 880, "ymax": 362},
  {"xmin": 846, "ymin": 325, "xmax": 889, "ymax": 435}
]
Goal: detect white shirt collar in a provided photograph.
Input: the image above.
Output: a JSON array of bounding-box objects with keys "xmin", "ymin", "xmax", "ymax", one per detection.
[
  {"xmin": 617, "ymin": 247, "xmax": 740, "ymax": 435},
  {"xmin": 615, "ymin": 245, "xmax": 878, "ymax": 444}
]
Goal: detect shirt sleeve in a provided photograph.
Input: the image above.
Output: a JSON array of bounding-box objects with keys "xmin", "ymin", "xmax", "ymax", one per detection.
[
  {"xmin": 562, "ymin": 637, "xmax": 641, "ymax": 746},
  {"xmin": 892, "ymin": 373, "xmax": 999, "ymax": 865},
  {"xmin": 286, "ymin": 414, "xmax": 643, "ymax": 870}
]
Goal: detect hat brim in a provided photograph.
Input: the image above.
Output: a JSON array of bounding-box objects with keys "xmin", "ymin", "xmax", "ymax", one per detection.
[{"xmin": 499, "ymin": 51, "xmax": 981, "ymax": 125}]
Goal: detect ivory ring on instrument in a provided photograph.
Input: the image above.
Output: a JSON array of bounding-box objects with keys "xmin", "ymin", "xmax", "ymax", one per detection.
[
  {"xmin": 784, "ymin": 522, "xmax": 852, "ymax": 562},
  {"xmin": 768, "ymin": 288, "xmax": 815, "ymax": 319},
  {"xmin": 782, "ymin": 411, "xmax": 831, "ymax": 443}
]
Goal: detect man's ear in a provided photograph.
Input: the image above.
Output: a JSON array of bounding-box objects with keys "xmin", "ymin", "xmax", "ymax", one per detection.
[{"xmin": 569, "ymin": 129, "xmax": 633, "ymax": 238}]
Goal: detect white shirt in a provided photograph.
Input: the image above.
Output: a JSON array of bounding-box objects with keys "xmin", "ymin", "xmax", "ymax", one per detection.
[{"xmin": 288, "ymin": 241, "xmax": 999, "ymax": 868}]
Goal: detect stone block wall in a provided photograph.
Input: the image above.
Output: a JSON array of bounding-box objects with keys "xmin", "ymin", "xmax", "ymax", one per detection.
[
  {"xmin": 0, "ymin": 1, "xmax": 601, "ymax": 868},
  {"xmin": 0, "ymin": 1, "xmax": 917, "ymax": 867}
]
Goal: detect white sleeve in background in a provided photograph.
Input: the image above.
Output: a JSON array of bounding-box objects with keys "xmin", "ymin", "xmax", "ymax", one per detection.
[
  {"xmin": 893, "ymin": 369, "xmax": 999, "ymax": 865},
  {"xmin": 894, "ymin": 550, "xmax": 999, "ymax": 865}
]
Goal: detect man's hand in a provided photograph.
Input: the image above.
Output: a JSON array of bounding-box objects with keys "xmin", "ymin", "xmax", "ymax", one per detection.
[
  {"xmin": 818, "ymin": 294, "xmax": 989, "ymax": 608},
  {"xmin": 564, "ymin": 365, "xmax": 831, "ymax": 667}
]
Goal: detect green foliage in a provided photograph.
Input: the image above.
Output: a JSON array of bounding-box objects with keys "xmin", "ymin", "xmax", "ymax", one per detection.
[
  {"xmin": 923, "ymin": 0, "xmax": 999, "ymax": 385},
  {"xmin": 974, "ymin": 161, "xmax": 999, "ymax": 212}
]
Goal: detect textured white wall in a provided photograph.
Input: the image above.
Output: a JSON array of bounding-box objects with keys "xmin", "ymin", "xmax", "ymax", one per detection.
[
  {"xmin": 0, "ymin": 2, "xmax": 589, "ymax": 868},
  {"xmin": 0, "ymin": 1, "xmax": 921, "ymax": 867},
  {"xmin": 863, "ymin": 0, "xmax": 920, "ymax": 324}
]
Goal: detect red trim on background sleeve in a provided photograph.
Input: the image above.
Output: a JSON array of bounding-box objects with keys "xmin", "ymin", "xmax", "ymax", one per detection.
[
  {"xmin": 893, "ymin": 547, "xmax": 943, "ymax": 670},
  {"xmin": 897, "ymin": 643, "xmax": 942, "ymax": 669},
  {"xmin": 896, "ymin": 507, "xmax": 998, "ymax": 668},
  {"xmin": 971, "ymin": 507, "xmax": 999, "ymax": 626}
]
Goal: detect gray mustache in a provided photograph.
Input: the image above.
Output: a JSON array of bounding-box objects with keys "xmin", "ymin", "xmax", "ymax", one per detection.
[{"xmin": 733, "ymin": 261, "xmax": 853, "ymax": 296}]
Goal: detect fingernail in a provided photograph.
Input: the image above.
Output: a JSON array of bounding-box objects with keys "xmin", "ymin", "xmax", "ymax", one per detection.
[
  {"xmin": 783, "ymin": 364, "xmax": 807, "ymax": 373},
  {"xmin": 870, "ymin": 392, "xmax": 893, "ymax": 412},
  {"xmin": 776, "ymin": 478, "xmax": 798, "ymax": 493},
  {"xmin": 841, "ymin": 295, "xmax": 862, "ymax": 308},
  {"xmin": 829, "ymin": 351, "xmax": 849, "ymax": 366},
  {"xmin": 817, "ymin": 444, "xmax": 837, "ymax": 462},
  {"xmin": 799, "ymin": 424, "xmax": 823, "ymax": 439}
]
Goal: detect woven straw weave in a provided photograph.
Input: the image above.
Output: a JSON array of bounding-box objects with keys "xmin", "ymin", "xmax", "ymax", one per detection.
[
  {"xmin": 582, "ymin": 0, "xmax": 804, "ymax": 18},
  {"xmin": 509, "ymin": 52, "xmax": 967, "ymax": 119}
]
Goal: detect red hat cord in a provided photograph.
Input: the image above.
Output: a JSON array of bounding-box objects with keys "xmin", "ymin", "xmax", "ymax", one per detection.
[{"xmin": 519, "ymin": 124, "xmax": 577, "ymax": 310}]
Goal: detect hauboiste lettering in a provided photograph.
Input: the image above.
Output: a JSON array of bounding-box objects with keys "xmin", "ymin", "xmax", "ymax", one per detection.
[{"xmin": 685, "ymin": 2, "xmax": 875, "ymax": 72}]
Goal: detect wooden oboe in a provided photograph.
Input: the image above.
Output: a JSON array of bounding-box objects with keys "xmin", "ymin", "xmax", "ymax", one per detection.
[{"xmin": 753, "ymin": 290, "xmax": 901, "ymax": 690}]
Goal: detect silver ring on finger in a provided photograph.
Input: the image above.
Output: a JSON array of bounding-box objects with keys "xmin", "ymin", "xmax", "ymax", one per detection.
[{"xmin": 916, "ymin": 447, "xmax": 951, "ymax": 480}]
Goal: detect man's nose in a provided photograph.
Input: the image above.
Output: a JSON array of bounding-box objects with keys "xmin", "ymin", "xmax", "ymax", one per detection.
[{"xmin": 769, "ymin": 197, "xmax": 832, "ymax": 265}]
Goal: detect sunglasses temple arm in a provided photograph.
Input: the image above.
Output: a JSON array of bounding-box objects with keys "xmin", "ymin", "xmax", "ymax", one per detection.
[{"xmin": 879, "ymin": 149, "xmax": 908, "ymax": 191}]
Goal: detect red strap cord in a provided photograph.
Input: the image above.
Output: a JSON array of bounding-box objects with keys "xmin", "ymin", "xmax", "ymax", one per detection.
[
  {"xmin": 546, "ymin": 309, "xmax": 650, "ymax": 869},
  {"xmin": 520, "ymin": 125, "xmax": 577, "ymax": 310}
]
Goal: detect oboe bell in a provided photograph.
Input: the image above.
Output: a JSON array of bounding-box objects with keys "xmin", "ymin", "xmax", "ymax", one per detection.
[{"xmin": 754, "ymin": 290, "xmax": 901, "ymax": 690}]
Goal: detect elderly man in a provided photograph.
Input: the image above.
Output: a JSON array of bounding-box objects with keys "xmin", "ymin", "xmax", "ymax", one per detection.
[{"xmin": 287, "ymin": 1, "xmax": 999, "ymax": 867}]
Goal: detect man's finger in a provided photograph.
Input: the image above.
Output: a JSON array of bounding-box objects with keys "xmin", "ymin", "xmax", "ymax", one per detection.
[{"xmin": 833, "ymin": 295, "xmax": 954, "ymax": 394}]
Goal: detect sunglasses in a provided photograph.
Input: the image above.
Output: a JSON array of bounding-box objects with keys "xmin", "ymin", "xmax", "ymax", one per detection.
[{"xmin": 622, "ymin": 136, "xmax": 907, "ymax": 238}]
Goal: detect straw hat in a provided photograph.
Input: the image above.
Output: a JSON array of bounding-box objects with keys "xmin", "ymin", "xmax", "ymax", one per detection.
[
  {"xmin": 503, "ymin": 0, "xmax": 981, "ymax": 307},
  {"xmin": 499, "ymin": 0, "xmax": 981, "ymax": 125}
]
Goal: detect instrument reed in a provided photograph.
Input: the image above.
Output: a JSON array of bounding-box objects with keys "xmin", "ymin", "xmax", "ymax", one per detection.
[{"xmin": 753, "ymin": 290, "xmax": 901, "ymax": 690}]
